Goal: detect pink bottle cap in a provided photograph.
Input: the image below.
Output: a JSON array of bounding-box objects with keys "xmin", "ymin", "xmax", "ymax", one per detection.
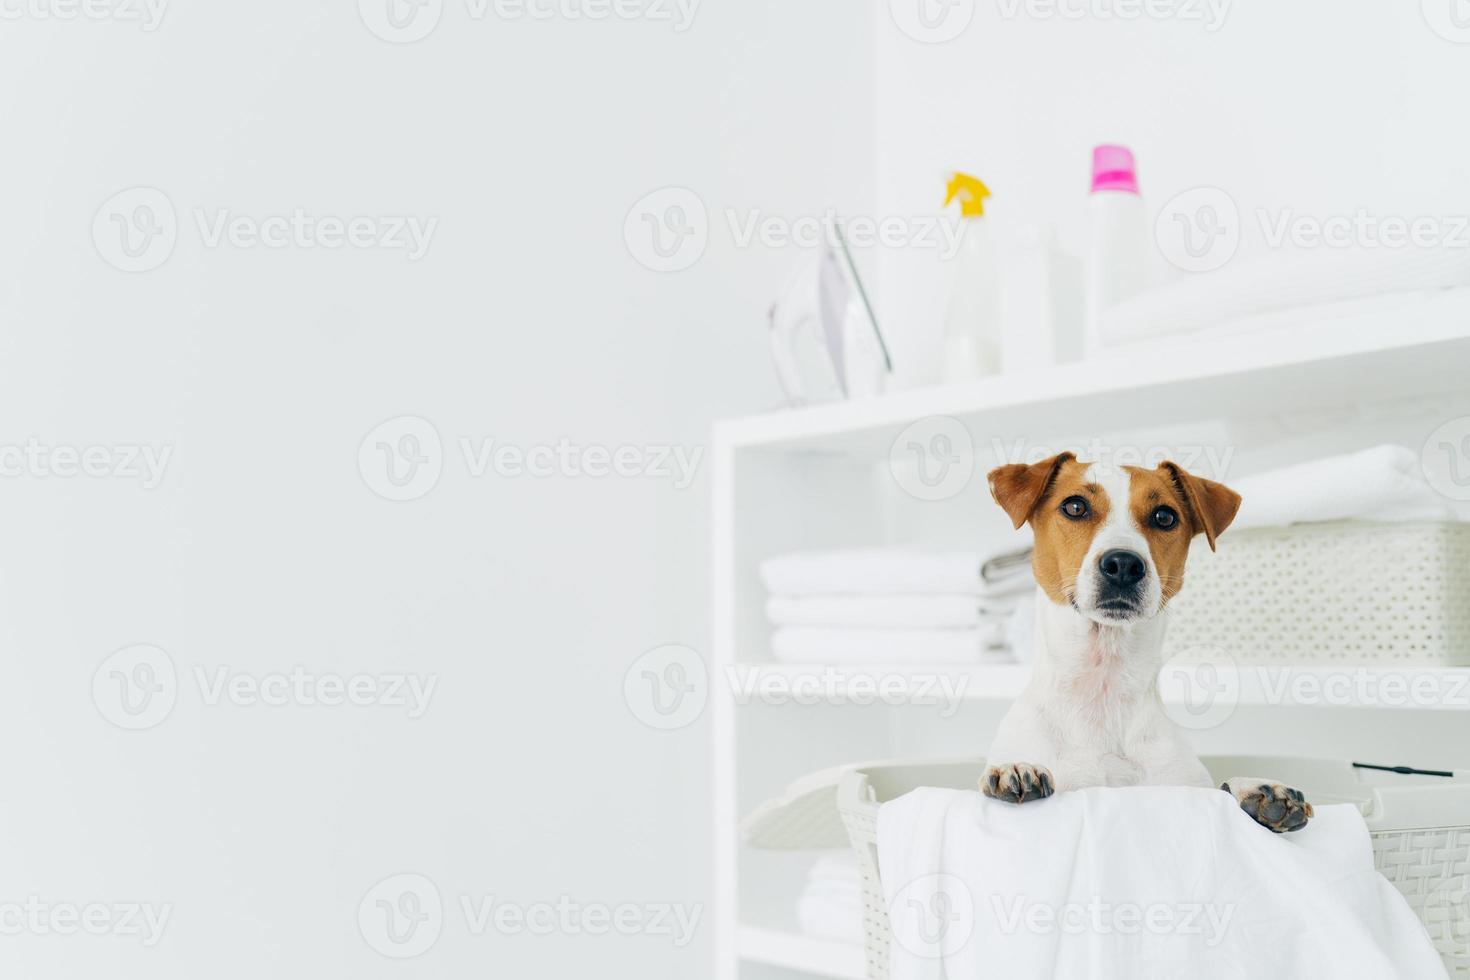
[{"xmin": 1091, "ymin": 144, "xmax": 1139, "ymax": 193}]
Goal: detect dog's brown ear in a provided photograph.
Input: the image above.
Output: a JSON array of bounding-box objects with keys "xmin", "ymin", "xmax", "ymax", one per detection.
[
  {"xmin": 987, "ymin": 452, "xmax": 1074, "ymax": 529},
  {"xmin": 1159, "ymin": 461, "xmax": 1241, "ymax": 551}
]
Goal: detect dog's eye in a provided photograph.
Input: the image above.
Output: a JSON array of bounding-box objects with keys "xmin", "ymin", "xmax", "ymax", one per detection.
[
  {"xmin": 1151, "ymin": 506, "xmax": 1179, "ymax": 530},
  {"xmin": 1060, "ymin": 496, "xmax": 1090, "ymax": 520}
]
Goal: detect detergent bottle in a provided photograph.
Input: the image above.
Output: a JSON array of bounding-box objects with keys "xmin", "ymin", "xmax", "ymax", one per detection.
[
  {"xmin": 940, "ymin": 172, "xmax": 1000, "ymax": 384},
  {"xmin": 1084, "ymin": 144, "xmax": 1152, "ymax": 355}
]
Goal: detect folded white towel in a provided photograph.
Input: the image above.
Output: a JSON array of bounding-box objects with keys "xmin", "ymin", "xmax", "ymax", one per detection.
[
  {"xmin": 771, "ymin": 627, "xmax": 1011, "ymax": 664},
  {"xmin": 760, "ymin": 549, "xmax": 1006, "ymax": 597},
  {"xmin": 1231, "ymin": 444, "xmax": 1453, "ymax": 531},
  {"xmin": 806, "ymin": 849, "xmax": 862, "ymax": 885},
  {"xmin": 1101, "ymin": 245, "xmax": 1470, "ymax": 345},
  {"xmin": 766, "ymin": 595, "xmax": 985, "ymax": 629},
  {"xmin": 878, "ymin": 785, "xmax": 1447, "ymax": 980},
  {"xmin": 796, "ymin": 891, "xmax": 864, "ymax": 945}
]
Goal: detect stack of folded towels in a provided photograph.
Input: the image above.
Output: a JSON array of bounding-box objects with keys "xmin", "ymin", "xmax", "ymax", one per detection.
[
  {"xmin": 759, "ymin": 546, "xmax": 1036, "ymax": 664},
  {"xmin": 795, "ymin": 851, "xmax": 863, "ymax": 944}
]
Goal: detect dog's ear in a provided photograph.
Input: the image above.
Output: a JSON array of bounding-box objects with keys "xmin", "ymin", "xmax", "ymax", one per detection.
[
  {"xmin": 987, "ymin": 452, "xmax": 1074, "ymax": 530},
  {"xmin": 1158, "ymin": 461, "xmax": 1241, "ymax": 551}
]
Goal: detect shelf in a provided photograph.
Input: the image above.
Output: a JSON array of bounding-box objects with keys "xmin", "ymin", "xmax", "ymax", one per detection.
[
  {"xmin": 714, "ymin": 289, "xmax": 1470, "ymax": 456},
  {"xmin": 737, "ymin": 924, "xmax": 866, "ymax": 979},
  {"xmin": 729, "ymin": 662, "xmax": 1470, "ymax": 712}
]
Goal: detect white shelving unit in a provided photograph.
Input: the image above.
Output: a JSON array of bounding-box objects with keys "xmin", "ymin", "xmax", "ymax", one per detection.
[{"xmin": 710, "ymin": 296, "xmax": 1470, "ymax": 980}]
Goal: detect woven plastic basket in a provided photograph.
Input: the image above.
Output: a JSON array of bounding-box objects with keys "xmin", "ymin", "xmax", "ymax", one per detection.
[
  {"xmin": 835, "ymin": 757, "xmax": 1470, "ymax": 979},
  {"xmin": 1163, "ymin": 521, "xmax": 1470, "ymax": 665}
]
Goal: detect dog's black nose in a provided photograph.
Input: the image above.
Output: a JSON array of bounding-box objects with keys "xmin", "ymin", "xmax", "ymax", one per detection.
[{"xmin": 1099, "ymin": 549, "xmax": 1147, "ymax": 587}]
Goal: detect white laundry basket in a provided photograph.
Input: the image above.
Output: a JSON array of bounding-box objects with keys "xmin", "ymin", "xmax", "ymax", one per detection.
[
  {"xmin": 1163, "ymin": 521, "xmax": 1470, "ymax": 665},
  {"xmin": 835, "ymin": 757, "xmax": 1470, "ymax": 980}
]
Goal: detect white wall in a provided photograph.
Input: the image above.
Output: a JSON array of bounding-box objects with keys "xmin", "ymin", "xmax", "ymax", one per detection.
[
  {"xmin": 0, "ymin": 2, "xmax": 871, "ymax": 977},
  {"xmin": 871, "ymin": 0, "xmax": 1470, "ymax": 387}
]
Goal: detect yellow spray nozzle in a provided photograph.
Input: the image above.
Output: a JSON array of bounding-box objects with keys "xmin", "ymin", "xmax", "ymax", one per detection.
[{"xmin": 945, "ymin": 172, "xmax": 991, "ymax": 217}]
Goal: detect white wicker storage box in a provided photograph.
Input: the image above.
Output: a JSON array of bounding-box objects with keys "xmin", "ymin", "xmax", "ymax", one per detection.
[
  {"xmin": 1162, "ymin": 521, "xmax": 1470, "ymax": 665},
  {"xmin": 834, "ymin": 757, "xmax": 1470, "ymax": 980}
]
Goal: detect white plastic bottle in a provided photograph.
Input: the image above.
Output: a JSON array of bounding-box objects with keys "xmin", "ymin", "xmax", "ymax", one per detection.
[
  {"xmin": 941, "ymin": 172, "xmax": 1000, "ymax": 384},
  {"xmin": 1084, "ymin": 144, "xmax": 1152, "ymax": 356}
]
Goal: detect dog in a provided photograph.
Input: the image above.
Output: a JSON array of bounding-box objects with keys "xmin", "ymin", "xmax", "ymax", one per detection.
[{"xmin": 980, "ymin": 451, "xmax": 1314, "ymax": 833}]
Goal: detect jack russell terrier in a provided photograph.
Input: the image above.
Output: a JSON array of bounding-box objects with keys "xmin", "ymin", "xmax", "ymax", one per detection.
[{"xmin": 981, "ymin": 452, "xmax": 1314, "ymax": 833}]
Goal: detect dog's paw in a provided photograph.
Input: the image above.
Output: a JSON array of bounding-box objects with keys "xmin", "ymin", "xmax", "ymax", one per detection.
[
  {"xmin": 982, "ymin": 763, "xmax": 1055, "ymax": 804},
  {"xmin": 1222, "ymin": 780, "xmax": 1314, "ymax": 833}
]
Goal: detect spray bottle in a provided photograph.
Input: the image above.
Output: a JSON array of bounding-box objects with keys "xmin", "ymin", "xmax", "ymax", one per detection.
[{"xmin": 941, "ymin": 172, "xmax": 999, "ymax": 384}]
